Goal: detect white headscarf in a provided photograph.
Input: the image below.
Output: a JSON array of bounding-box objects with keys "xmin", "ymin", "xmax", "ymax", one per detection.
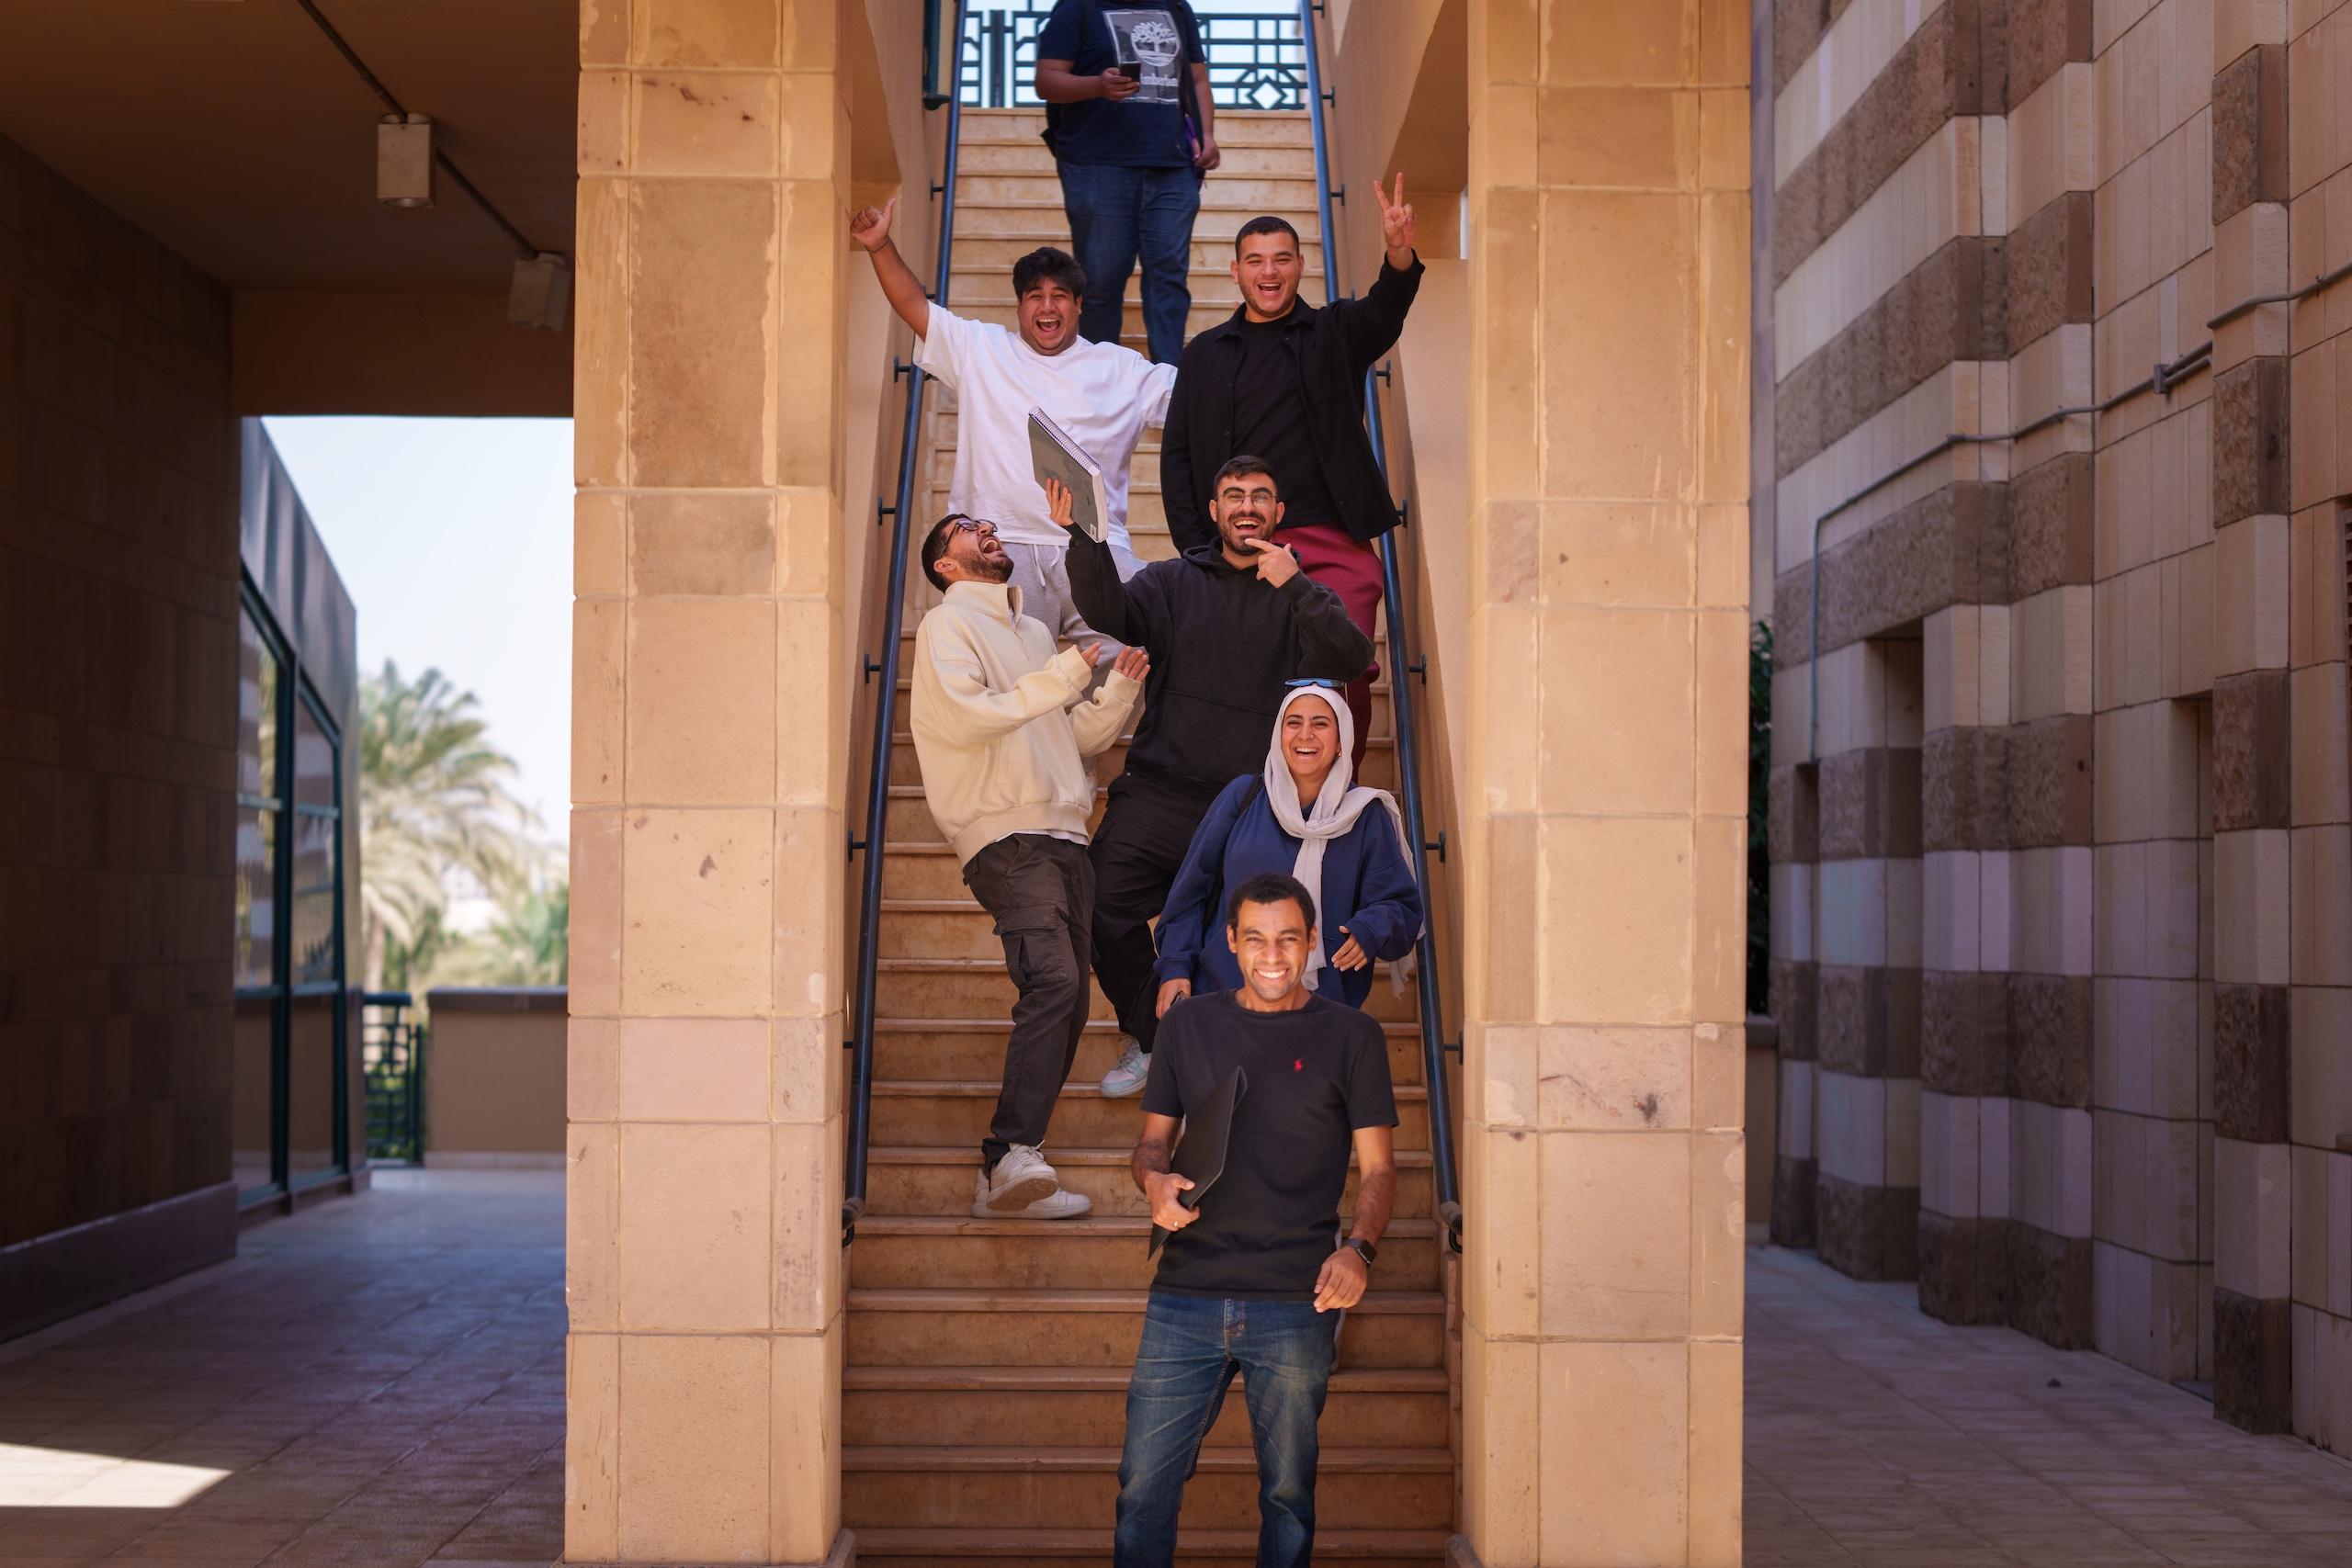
[{"xmin": 1261, "ymin": 685, "xmax": 1418, "ymax": 994}]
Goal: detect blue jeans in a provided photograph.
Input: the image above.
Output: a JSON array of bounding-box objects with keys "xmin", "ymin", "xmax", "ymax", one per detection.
[
  {"xmin": 1057, "ymin": 161, "xmax": 1201, "ymax": 365},
  {"xmin": 1114, "ymin": 1293, "xmax": 1337, "ymax": 1568}
]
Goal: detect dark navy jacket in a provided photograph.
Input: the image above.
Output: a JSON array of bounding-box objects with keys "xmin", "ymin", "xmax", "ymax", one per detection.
[{"xmin": 1152, "ymin": 773, "xmax": 1422, "ymax": 1009}]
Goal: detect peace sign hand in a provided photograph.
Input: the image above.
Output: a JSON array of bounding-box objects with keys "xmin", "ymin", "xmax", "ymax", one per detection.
[{"xmin": 1372, "ymin": 172, "xmax": 1416, "ymax": 267}]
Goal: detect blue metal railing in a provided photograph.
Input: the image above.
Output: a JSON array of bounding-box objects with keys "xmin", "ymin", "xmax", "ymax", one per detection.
[
  {"xmin": 844, "ymin": 2, "xmax": 968, "ymax": 1245},
  {"xmin": 1297, "ymin": 0, "xmax": 1462, "ymax": 1252}
]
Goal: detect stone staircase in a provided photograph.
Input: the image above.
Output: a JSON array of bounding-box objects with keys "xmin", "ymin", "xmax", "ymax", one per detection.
[{"xmin": 846, "ymin": 107, "xmax": 1453, "ymax": 1567}]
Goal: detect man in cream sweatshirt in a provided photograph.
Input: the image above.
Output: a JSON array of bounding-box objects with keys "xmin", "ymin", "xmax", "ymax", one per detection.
[{"xmin": 911, "ymin": 507, "xmax": 1148, "ymax": 1218}]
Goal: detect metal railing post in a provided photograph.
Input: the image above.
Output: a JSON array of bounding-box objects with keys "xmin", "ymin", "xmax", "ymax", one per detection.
[{"xmin": 844, "ymin": 3, "xmax": 967, "ymax": 1245}]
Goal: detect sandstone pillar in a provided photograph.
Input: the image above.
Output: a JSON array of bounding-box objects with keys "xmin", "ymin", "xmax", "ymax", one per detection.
[
  {"xmin": 566, "ymin": 1, "xmax": 854, "ymax": 1560},
  {"xmin": 1457, "ymin": 3, "xmax": 1748, "ymax": 1562}
]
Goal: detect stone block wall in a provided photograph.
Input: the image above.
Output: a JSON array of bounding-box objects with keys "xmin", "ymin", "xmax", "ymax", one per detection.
[
  {"xmin": 0, "ymin": 130, "xmax": 243, "ymax": 1330},
  {"xmin": 1760, "ymin": 0, "xmax": 2352, "ymax": 1452},
  {"xmin": 2282, "ymin": 0, "xmax": 2352, "ymax": 1452}
]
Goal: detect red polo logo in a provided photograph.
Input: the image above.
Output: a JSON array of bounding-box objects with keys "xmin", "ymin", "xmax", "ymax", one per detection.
[{"xmin": 1294, "ymin": 1058, "xmax": 1304, "ymax": 1072}]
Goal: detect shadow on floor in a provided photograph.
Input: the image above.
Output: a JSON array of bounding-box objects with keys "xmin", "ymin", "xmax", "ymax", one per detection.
[{"xmin": 0, "ymin": 1169, "xmax": 563, "ymax": 1566}]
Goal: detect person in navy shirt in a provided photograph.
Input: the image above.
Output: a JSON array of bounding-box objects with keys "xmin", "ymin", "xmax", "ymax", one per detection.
[
  {"xmin": 1152, "ymin": 682, "xmax": 1421, "ymax": 1015},
  {"xmin": 1035, "ymin": 1, "xmax": 1218, "ymax": 363}
]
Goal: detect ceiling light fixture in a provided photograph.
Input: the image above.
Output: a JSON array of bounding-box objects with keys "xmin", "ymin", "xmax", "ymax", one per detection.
[
  {"xmin": 507, "ymin": 254, "xmax": 572, "ymax": 333},
  {"xmin": 376, "ymin": 114, "xmax": 435, "ymax": 208}
]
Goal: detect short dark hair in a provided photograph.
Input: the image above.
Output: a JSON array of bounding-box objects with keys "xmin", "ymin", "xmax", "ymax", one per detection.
[
  {"xmin": 1012, "ymin": 246, "xmax": 1086, "ymax": 300},
  {"xmin": 1227, "ymin": 871, "xmax": 1316, "ymax": 933},
  {"xmin": 920, "ymin": 513, "xmax": 970, "ymax": 593},
  {"xmin": 1235, "ymin": 215, "xmax": 1301, "ymax": 254},
  {"xmin": 1210, "ymin": 455, "xmax": 1279, "ymax": 496}
]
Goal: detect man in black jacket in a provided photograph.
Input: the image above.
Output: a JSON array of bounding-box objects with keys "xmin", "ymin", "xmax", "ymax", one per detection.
[
  {"xmin": 1160, "ymin": 176, "xmax": 1422, "ymax": 757},
  {"xmin": 1051, "ymin": 457, "xmax": 1373, "ymax": 1098}
]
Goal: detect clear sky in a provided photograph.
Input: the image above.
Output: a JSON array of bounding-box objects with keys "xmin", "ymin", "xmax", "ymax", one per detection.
[{"xmin": 263, "ymin": 417, "xmax": 572, "ymax": 845}]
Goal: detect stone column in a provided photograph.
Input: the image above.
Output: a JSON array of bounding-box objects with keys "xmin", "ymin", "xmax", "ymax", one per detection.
[
  {"xmin": 1456, "ymin": 3, "xmax": 1748, "ymax": 1562},
  {"xmin": 2211, "ymin": 0, "xmax": 2295, "ymax": 1435},
  {"xmin": 567, "ymin": 1, "xmax": 853, "ymax": 1561}
]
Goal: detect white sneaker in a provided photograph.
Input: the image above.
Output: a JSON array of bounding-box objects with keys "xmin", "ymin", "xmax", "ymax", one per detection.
[
  {"xmin": 980, "ymin": 1145, "xmax": 1059, "ymax": 1213},
  {"xmin": 972, "ymin": 1171, "xmax": 1093, "ymax": 1221},
  {"xmin": 1099, "ymin": 1036, "xmax": 1149, "ymax": 1099}
]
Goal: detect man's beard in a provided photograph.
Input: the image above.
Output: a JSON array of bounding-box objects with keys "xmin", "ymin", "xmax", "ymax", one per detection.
[{"xmin": 974, "ymin": 552, "xmax": 1014, "ymax": 583}]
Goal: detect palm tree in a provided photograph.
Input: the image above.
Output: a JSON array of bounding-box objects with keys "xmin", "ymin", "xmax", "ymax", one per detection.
[{"xmin": 357, "ymin": 661, "xmax": 548, "ymax": 991}]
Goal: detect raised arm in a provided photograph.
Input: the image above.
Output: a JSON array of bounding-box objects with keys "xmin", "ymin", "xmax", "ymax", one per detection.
[
  {"xmin": 848, "ymin": 197, "xmax": 930, "ymax": 340},
  {"xmin": 1051, "ymin": 477, "xmax": 1158, "ymax": 649}
]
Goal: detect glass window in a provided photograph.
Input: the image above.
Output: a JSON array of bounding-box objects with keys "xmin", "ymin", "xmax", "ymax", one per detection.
[
  {"xmin": 290, "ymin": 811, "xmax": 339, "ymax": 987},
  {"xmin": 233, "ymin": 808, "xmax": 277, "ymax": 989},
  {"xmin": 239, "ymin": 611, "xmax": 278, "ymax": 802},
  {"xmin": 293, "ymin": 697, "xmax": 335, "ymax": 809},
  {"xmin": 230, "ymin": 584, "xmax": 348, "ymax": 1200}
]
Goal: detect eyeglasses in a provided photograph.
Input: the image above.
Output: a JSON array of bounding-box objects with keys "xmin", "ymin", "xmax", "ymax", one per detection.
[
  {"xmin": 1284, "ymin": 678, "xmax": 1342, "ymax": 690},
  {"xmin": 1216, "ymin": 487, "xmax": 1278, "ymax": 507},
  {"xmin": 941, "ymin": 514, "xmax": 995, "ymax": 539}
]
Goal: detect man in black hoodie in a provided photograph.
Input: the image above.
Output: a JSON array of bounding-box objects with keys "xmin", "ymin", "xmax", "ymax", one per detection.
[{"xmin": 1051, "ymin": 457, "xmax": 1373, "ymax": 1097}]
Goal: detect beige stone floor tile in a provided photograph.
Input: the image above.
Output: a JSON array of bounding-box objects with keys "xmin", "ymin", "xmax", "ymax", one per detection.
[{"xmin": 1745, "ymin": 1244, "xmax": 2352, "ymax": 1564}]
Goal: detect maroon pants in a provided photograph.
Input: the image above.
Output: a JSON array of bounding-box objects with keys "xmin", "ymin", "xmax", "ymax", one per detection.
[{"xmin": 1281, "ymin": 521, "xmax": 1385, "ymax": 765}]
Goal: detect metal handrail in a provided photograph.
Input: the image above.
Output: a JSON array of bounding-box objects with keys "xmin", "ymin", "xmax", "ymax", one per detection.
[
  {"xmin": 844, "ymin": 4, "xmax": 967, "ymax": 1245},
  {"xmin": 1297, "ymin": 0, "xmax": 1462, "ymax": 1253}
]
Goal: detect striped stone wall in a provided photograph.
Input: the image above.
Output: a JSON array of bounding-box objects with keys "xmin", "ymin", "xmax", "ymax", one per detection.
[{"xmin": 1759, "ymin": 0, "xmax": 2352, "ymax": 1450}]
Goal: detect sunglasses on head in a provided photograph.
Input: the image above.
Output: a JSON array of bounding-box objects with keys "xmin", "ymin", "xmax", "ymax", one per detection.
[{"xmin": 1284, "ymin": 678, "xmax": 1342, "ymax": 690}]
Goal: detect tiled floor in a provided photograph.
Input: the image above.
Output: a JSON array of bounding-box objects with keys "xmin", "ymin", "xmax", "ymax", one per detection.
[
  {"xmin": 1747, "ymin": 1244, "xmax": 2352, "ymax": 1567},
  {"xmin": 7, "ymin": 1175, "xmax": 2352, "ymax": 1566},
  {"xmin": 0, "ymin": 1170, "xmax": 563, "ymax": 1567}
]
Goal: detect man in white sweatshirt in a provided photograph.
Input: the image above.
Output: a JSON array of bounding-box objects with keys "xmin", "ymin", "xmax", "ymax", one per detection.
[
  {"xmin": 911, "ymin": 506, "xmax": 1148, "ymax": 1218},
  {"xmin": 852, "ymin": 195, "xmax": 1174, "ymax": 660}
]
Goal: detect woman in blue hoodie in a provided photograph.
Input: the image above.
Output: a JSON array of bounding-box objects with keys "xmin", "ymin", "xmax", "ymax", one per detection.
[{"xmin": 1152, "ymin": 682, "xmax": 1423, "ymax": 1013}]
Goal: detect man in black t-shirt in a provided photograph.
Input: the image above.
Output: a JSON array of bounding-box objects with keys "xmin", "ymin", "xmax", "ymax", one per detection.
[
  {"xmin": 1114, "ymin": 872, "xmax": 1397, "ymax": 1568},
  {"xmin": 1035, "ymin": 1, "xmax": 1219, "ymax": 364}
]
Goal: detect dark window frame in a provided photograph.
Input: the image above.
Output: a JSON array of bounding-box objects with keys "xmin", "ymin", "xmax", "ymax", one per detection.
[{"xmin": 233, "ymin": 575, "xmax": 349, "ymax": 1203}]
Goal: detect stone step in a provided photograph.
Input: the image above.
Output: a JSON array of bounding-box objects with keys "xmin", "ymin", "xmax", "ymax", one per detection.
[
  {"xmin": 844, "ymin": 1285, "xmax": 1444, "ymax": 1370},
  {"xmin": 865, "ymin": 1017, "xmax": 1427, "ymax": 1086},
  {"xmin": 863, "ymin": 1146, "xmax": 1434, "ymax": 1221},
  {"xmin": 869, "ymin": 875, "xmax": 1410, "ymax": 953},
  {"xmin": 842, "ymin": 1365, "xmax": 1451, "ymax": 1449},
  {"xmin": 957, "ymin": 107, "xmax": 1315, "ymax": 148},
  {"xmin": 865, "ymin": 1079, "xmax": 1430, "ymax": 1151},
  {"xmin": 956, "ymin": 173, "xmax": 1318, "ymax": 209},
  {"xmin": 857, "ymin": 1532, "xmax": 1447, "ymax": 1568},
  {"xmin": 953, "ymin": 201, "xmax": 1323, "ymax": 241},
  {"xmin": 887, "ymin": 736, "xmax": 1398, "ymax": 789},
  {"xmin": 945, "ymin": 297, "xmax": 1253, "ymax": 341},
  {"xmin": 874, "ymin": 955, "xmax": 1419, "ymax": 1024},
  {"xmin": 846, "ymin": 1215, "xmax": 1442, "ymax": 1291},
  {"xmin": 843, "ymin": 1446, "xmax": 1453, "ymax": 1533},
  {"xmin": 955, "ymin": 141, "xmax": 1316, "ymax": 176},
  {"xmin": 945, "ymin": 267, "xmax": 1322, "ymax": 307},
  {"xmin": 953, "ymin": 235, "xmax": 1324, "ymax": 271}
]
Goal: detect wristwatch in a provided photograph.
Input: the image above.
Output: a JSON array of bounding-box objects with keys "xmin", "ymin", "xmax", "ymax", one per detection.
[{"xmin": 1340, "ymin": 1237, "xmax": 1376, "ymax": 1267}]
